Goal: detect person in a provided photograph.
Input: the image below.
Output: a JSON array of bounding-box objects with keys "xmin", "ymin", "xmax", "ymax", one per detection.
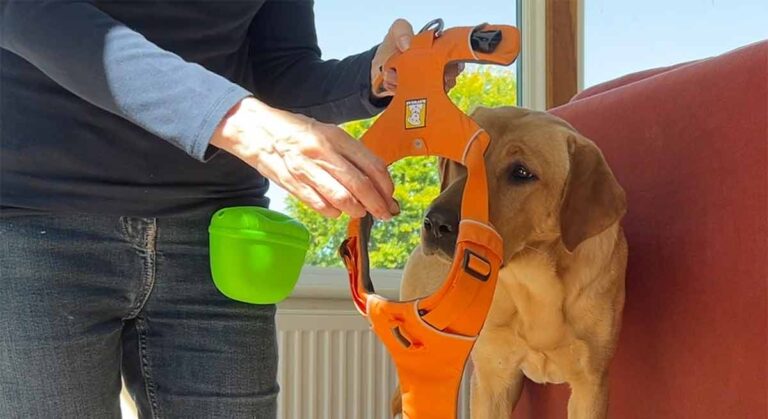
[{"xmin": 0, "ymin": 1, "xmax": 461, "ymax": 418}]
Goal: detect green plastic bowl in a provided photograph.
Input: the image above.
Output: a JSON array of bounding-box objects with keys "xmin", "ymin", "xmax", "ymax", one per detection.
[{"xmin": 208, "ymin": 206, "xmax": 311, "ymax": 304}]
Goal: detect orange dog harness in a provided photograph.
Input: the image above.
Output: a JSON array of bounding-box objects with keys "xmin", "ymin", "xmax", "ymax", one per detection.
[{"xmin": 339, "ymin": 20, "xmax": 520, "ymax": 419}]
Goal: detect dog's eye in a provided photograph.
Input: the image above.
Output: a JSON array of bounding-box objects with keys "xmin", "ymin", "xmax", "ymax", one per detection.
[{"xmin": 509, "ymin": 164, "xmax": 536, "ymax": 182}]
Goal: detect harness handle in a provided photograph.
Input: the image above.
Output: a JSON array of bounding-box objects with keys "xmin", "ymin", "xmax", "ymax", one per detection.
[{"xmin": 372, "ymin": 21, "xmax": 512, "ymax": 96}]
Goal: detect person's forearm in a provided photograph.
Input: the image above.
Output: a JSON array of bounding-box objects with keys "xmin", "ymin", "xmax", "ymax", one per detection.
[
  {"xmin": 247, "ymin": 2, "xmax": 388, "ymax": 125},
  {"xmin": 251, "ymin": 47, "xmax": 386, "ymax": 124},
  {"xmin": 0, "ymin": 0, "xmax": 250, "ymax": 161}
]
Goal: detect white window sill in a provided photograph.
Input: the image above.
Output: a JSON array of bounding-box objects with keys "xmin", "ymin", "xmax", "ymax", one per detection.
[{"xmin": 283, "ymin": 266, "xmax": 402, "ymax": 301}]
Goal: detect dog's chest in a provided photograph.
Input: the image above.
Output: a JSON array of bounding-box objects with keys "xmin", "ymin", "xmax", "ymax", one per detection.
[
  {"xmin": 479, "ymin": 260, "xmax": 588, "ymax": 384},
  {"xmin": 497, "ymin": 259, "xmax": 572, "ymax": 347}
]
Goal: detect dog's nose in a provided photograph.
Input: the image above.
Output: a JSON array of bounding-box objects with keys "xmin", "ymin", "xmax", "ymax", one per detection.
[{"xmin": 423, "ymin": 208, "xmax": 458, "ymax": 239}]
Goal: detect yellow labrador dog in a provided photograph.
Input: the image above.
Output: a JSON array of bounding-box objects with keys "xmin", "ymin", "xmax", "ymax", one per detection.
[{"xmin": 392, "ymin": 106, "xmax": 627, "ymax": 419}]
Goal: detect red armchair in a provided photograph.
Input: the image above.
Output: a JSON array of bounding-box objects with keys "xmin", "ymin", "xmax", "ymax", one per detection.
[{"xmin": 511, "ymin": 40, "xmax": 767, "ymax": 418}]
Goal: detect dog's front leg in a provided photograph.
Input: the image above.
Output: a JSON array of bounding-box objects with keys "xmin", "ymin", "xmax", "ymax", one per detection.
[
  {"xmin": 567, "ymin": 376, "xmax": 609, "ymax": 419},
  {"xmin": 470, "ymin": 368, "xmax": 524, "ymax": 419},
  {"xmin": 390, "ymin": 383, "xmax": 402, "ymax": 418}
]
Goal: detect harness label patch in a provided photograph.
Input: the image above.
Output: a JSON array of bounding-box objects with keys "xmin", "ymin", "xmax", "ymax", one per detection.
[{"xmin": 404, "ymin": 98, "xmax": 427, "ymax": 129}]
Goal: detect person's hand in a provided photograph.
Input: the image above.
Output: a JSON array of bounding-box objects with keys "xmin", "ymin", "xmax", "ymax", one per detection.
[
  {"xmin": 371, "ymin": 19, "xmax": 464, "ymax": 98},
  {"xmin": 210, "ymin": 97, "xmax": 399, "ymax": 220}
]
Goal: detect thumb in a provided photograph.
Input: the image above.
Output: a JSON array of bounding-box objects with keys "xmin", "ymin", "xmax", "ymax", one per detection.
[{"xmin": 389, "ymin": 18, "xmax": 414, "ymax": 51}]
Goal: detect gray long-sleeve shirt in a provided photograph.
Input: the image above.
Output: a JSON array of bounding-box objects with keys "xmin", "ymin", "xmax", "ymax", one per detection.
[{"xmin": 0, "ymin": 0, "xmax": 386, "ymax": 216}]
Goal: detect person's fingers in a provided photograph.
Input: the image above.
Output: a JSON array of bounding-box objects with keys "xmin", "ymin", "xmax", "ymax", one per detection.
[
  {"xmin": 383, "ymin": 69, "xmax": 397, "ymax": 85},
  {"xmin": 312, "ymin": 139, "xmax": 394, "ymax": 220},
  {"xmin": 268, "ymin": 127, "xmax": 368, "ymax": 218},
  {"xmin": 374, "ymin": 19, "xmax": 411, "ymax": 97},
  {"xmin": 283, "ymin": 153, "xmax": 369, "ymax": 219},
  {"xmin": 338, "ymin": 138, "xmax": 398, "ymax": 215},
  {"xmin": 271, "ymin": 122, "xmax": 395, "ymax": 219},
  {"xmin": 379, "ymin": 69, "xmax": 398, "ymax": 96},
  {"xmin": 283, "ymin": 178, "xmax": 341, "ymax": 218},
  {"xmin": 375, "ymin": 19, "xmax": 413, "ymax": 70},
  {"xmin": 255, "ymin": 152, "xmax": 341, "ymax": 218},
  {"xmin": 388, "ymin": 18, "xmax": 414, "ymax": 52},
  {"xmin": 330, "ymin": 165, "xmax": 391, "ymax": 220},
  {"xmin": 383, "ymin": 80, "xmax": 397, "ymax": 93}
]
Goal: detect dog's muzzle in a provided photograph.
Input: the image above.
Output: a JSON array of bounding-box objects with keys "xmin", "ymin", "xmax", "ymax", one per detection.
[{"xmin": 422, "ymin": 207, "xmax": 459, "ymax": 258}]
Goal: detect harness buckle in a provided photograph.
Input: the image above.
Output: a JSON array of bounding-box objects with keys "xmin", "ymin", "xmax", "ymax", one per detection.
[{"xmin": 462, "ymin": 249, "xmax": 492, "ymax": 282}]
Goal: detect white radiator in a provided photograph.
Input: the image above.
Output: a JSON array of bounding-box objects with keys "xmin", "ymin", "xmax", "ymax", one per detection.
[
  {"xmin": 276, "ymin": 308, "xmax": 396, "ymax": 419},
  {"xmin": 276, "ymin": 268, "xmax": 472, "ymax": 419}
]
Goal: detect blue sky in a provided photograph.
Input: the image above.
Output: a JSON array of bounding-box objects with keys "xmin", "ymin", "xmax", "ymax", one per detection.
[
  {"xmin": 268, "ymin": 0, "xmax": 767, "ymax": 212},
  {"xmin": 584, "ymin": 0, "xmax": 767, "ymax": 86}
]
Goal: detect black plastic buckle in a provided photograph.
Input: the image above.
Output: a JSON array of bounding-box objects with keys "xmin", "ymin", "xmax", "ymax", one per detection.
[
  {"xmin": 462, "ymin": 249, "xmax": 491, "ymax": 282},
  {"xmin": 470, "ymin": 27, "xmax": 502, "ymax": 53}
]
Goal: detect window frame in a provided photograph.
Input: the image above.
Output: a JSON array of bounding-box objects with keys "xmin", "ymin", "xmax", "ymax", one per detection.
[{"xmin": 519, "ymin": 0, "xmax": 548, "ymax": 111}]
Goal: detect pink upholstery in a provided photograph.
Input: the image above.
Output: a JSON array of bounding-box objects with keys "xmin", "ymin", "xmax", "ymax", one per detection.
[
  {"xmin": 511, "ymin": 40, "xmax": 768, "ymax": 418},
  {"xmin": 570, "ymin": 60, "xmax": 698, "ymax": 102}
]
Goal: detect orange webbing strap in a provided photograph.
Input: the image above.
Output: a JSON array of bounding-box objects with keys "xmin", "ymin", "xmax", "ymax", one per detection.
[
  {"xmin": 339, "ymin": 21, "xmax": 519, "ymax": 419},
  {"xmin": 366, "ymin": 294, "xmax": 476, "ymax": 419}
]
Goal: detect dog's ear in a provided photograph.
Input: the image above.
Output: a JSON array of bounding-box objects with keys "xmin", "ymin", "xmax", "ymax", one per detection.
[
  {"xmin": 438, "ymin": 158, "xmax": 468, "ymax": 192},
  {"xmin": 437, "ymin": 106, "xmax": 495, "ymax": 191},
  {"xmin": 560, "ymin": 134, "xmax": 626, "ymax": 252},
  {"xmin": 438, "ymin": 158, "xmax": 452, "ymax": 192}
]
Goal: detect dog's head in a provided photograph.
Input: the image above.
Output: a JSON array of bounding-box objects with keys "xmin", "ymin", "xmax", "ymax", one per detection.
[{"xmin": 421, "ymin": 106, "xmax": 626, "ymax": 263}]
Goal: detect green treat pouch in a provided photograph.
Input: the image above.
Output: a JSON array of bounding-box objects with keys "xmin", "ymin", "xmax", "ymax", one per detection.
[{"xmin": 209, "ymin": 206, "xmax": 310, "ymax": 304}]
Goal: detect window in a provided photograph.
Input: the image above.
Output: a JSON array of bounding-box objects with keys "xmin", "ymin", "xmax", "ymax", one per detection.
[
  {"xmin": 584, "ymin": 0, "xmax": 767, "ymax": 88},
  {"xmin": 266, "ymin": 0, "xmax": 533, "ymax": 271}
]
